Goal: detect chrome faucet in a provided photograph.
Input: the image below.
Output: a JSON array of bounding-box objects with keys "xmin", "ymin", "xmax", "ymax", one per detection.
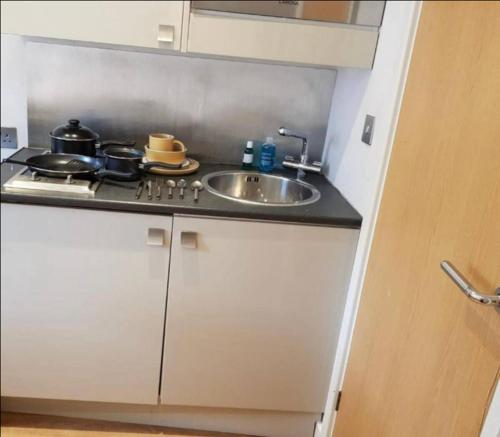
[{"xmin": 278, "ymin": 127, "xmax": 322, "ymax": 179}]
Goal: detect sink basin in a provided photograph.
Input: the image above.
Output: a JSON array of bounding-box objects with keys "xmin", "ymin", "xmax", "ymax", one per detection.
[{"xmin": 201, "ymin": 171, "xmax": 321, "ymax": 206}]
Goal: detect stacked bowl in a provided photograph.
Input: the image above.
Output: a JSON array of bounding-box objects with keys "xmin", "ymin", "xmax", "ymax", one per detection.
[{"xmin": 145, "ymin": 133, "xmax": 186, "ymax": 165}]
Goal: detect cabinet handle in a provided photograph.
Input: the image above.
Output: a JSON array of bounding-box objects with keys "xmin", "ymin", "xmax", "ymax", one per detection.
[
  {"xmin": 147, "ymin": 228, "xmax": 165, "ymax": 246},
  {"xmin": 158, "ymin": 24, "xmax": 175, "ymax": 45},
  {"xmin": 181, "ymin": 231, "xmax": 197, "ymax": 249},
  {"xmin": 440, "ymin": 261, "xmax": 500, "ymax": 308}
]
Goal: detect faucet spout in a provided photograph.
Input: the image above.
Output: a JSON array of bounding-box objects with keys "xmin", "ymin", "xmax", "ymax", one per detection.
[
  {"xmin": 278, "ymin": 127, "xmax": 308, "ymax": 160},
  {"xmin": 278, "ymin": 126, "xmax": 321, "ymax": 179}
]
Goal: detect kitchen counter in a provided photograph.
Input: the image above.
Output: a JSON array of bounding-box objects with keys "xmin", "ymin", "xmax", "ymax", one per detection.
[{"xmin": 1, "ymin": 148, "xmax": 362, "ymax": 228}]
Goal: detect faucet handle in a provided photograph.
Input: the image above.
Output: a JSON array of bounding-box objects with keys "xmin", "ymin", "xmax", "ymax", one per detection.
[{"xmin": 312, "ymin": 161, "xmax": 322, "ymax": 167}]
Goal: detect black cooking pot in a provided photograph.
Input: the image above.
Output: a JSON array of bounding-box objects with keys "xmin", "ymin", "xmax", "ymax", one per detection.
[
  {"xmin": 103, "ymin": 146, "xmax": 183, "ymax": 179},
  {"xmin": 50, "ymin": 119, "xmax": 99, "ymax": 156},
  {"xmin": 50, "ymin": 119, "xmax": 136, "ymax": 157}
]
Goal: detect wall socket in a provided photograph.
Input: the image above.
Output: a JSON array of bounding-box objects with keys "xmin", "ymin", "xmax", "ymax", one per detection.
[
  {"xmin": 362, "ymin": 115, "xmax": 375, "ymax": 145},
  {"xmin": 1, "ymin": 127, "xmax": 18, "ymax": 149}
]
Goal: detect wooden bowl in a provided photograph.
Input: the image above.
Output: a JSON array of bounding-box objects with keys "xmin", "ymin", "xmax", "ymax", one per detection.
[{"xmin": 144, "ymin": 144, "xmax": 186, "ymax": 165}]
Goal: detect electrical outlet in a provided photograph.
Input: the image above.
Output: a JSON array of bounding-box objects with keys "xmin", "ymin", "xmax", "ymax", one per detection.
[
  {"xmin": 1, "ymin": 127, "xmax": 18, "ymax": 149},
  {"xmin": 362, "ymin": 115, "xmax": 375, "ymax": 145}
]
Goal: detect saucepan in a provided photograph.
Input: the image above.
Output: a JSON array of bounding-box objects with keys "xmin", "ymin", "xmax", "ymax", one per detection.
[
  {"xmin": 102, "ymin": 145, "xmax": 185, "ymax": 176},
  {"xmin": 50, "ymin": 119, "xmax": 135, "ymax": 157}
]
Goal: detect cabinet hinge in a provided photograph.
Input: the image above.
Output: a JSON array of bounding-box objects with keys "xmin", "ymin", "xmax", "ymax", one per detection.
[{"xmin": 335, "ymin": 390, "xmax": 342, "ymax": 412}]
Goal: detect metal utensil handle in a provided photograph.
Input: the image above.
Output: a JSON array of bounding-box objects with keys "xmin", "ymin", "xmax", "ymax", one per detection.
[
  {"xmin": 147, "ymin": 181, "xmax": 153, "ymax": 200},
  {"xmin": 440, "ymin": 261, "xmax": 500, "ymax": 306},
  {"xmin": 136, "ymin": 181, "xmax": 144, "ymax": 199},
  {"xmin": 142, "ymin": 161, "xmax": 183, "ymax": 170},
  {"xmin": 194, "ymin": 188, "xmax": 199, "ymax": 202}
]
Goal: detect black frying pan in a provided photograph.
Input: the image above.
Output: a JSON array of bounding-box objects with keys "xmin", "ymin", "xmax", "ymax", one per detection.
[{"xmin": 4, "ymin": 153, "xmax": 133, "ymax": 179}]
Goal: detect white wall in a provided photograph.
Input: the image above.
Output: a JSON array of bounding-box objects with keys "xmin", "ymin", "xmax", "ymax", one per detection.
[
  {"xmin": 1, "ymin": 34, "xmax": 28, "ymax": 159},
  {"xmin": 317, "ymin": 2, "xmax": 422, "ymax": 436}
]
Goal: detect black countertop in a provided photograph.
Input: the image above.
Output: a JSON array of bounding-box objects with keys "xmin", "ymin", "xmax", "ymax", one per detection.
[{"xmin": 1, "ymin": 148, "xmax": 362, "ymax": 228}]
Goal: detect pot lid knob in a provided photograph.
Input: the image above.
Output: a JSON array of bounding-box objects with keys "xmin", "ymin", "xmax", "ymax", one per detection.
[{"xmin": 50, "ymin": 119, "xmax": 99, "ymax": 141}]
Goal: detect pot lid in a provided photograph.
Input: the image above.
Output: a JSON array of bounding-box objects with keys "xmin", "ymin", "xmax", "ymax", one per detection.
[{"xmin": 50, "ymin": 119, "xmax": 99, "ymax": 141}]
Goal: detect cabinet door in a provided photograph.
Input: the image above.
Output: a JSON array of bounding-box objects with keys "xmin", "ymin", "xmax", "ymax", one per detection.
[
  {"xmin": 0, "ymin": 1, "xmax": 184, "ymax": 51},
  {"xmin": 161, "ymin": 216, "xmax": 358, "ymax": 413},
  {"xmin": 186, "ymin": 11, "xmax": 378, "ymax": 68},
  {"xmin": 1, "ymin": 204, "xmax": 172, "ymax": 404}
]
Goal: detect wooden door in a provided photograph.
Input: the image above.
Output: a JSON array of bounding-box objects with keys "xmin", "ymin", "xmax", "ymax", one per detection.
[
  {"xmin": 0, "ymin": 1, "xmax": 185, "ymax": 50},
  {"xmin": 161, "ymin": 216, "xmax": 359, "ymax": 413},
  {"xmin": 1, "ymin": 204, "xmax": 172, "ymax": 404},
  {"xmin": 333, "ymin": 2, "xmax": 500, "ymax": 436}
]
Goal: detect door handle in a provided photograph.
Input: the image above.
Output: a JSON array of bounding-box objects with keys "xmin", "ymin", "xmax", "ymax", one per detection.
[
  {"xmin": 158, "ymin": 24, "xmax": 174, "ymax": 46},
  {"xmin": 146, "ymin": 228, "xmax": 165, "ymax": 246},
  {"xmin": 440, "ymin": 261, "xmax": 500, "ymax": 307},
  {"xmin": 180, "ymin": 231, "xmax": 197, "ymax": 249}
]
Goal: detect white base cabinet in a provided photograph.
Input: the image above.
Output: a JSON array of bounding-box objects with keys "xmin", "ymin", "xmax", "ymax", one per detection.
[
  {"xmin": 161, "ymin": 216, "xmax": 358, "ymax": 413},
  {"xmin": 1, "ymin": 204, "xmax": 359, "ymax": 417},
  {"xmin": 0, "ymin": 204, "xmax": 172, "ymax": 404}
]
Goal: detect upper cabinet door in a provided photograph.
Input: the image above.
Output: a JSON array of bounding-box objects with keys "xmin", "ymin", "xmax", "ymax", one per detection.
[
  {"xmin": 1, "ymin": 204, "xmax": 172, "ymax": 404},
  {"xmin": 161, "ymin": 216, "xmax": 359, "ymax": 413},
  {"xmin": 0, "ymin": 1, "xmax": 185, "ymax": 50},
  {"xmin": 186, "ymin": 1, "xmax": 382, "ymax": 68}
]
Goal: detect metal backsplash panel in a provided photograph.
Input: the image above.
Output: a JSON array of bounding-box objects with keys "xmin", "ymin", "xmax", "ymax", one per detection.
[{"xmin": 27, "ymin": 42, "xmax": 335, "ymax": 164}]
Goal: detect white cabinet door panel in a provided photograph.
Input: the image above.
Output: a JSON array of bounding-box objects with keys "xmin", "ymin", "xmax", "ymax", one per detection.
[
  {"xmin": 1, "ymin": 204, "xmax": 172, "ymax": 404},
  {"xmin": 0, "ymin": 1, "xmax": 184, "ymax": 50},
  {"xmin": 161, "ymin": 216, "xmax": 358, "ymax": 413},
  {"xmin": 187, "ymin": 12, "xmax": 378, "ymax": 68}
]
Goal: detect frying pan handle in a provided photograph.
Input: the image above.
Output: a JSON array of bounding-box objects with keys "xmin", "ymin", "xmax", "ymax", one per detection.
[
  {"xmin": 96, "ymin": 169, "xmax": 137, "ymax": 179},
  {"xmin": 143, "ymin": 161, "xmax": 182, "ymax": 170},
  {"xmin": 98, "ymin": 141, "xmax": 137, "ymax": 150},
  {"xmin": 2, "ymin": 158, "xmax": 28, "ymax": 166}
]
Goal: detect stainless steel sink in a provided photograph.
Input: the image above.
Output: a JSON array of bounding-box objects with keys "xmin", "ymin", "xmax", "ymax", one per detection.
[{"xmin": 201, "ymin": 171, "xmax": 321, "ymax": 206}]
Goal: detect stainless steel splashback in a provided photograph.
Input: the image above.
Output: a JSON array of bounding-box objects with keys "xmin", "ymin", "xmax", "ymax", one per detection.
[{"xmin": 26, "ymin": 42, "xmax": 335, "ymax": 164}]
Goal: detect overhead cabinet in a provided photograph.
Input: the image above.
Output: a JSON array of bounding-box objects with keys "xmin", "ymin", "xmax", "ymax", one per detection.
[
  {"xmin": 186, "ymin": 7, "xmax": 380, "ymax": 68},
  {"xmin": 0, "ymin": 1, "xmax": 185, "ymax": 50},
  {"xmin": 0, "ymin": 1, "xmax": 383, "ymax": 68}
]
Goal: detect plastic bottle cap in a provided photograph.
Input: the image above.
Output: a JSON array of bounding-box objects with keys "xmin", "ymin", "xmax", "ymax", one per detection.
[
  {"xmin": 246, "ymin": 140, "xmax": 254, "ymax": 148},
  {"xmin": 265, "ymin": 136, "xmax": 274, "ymax": 144}
]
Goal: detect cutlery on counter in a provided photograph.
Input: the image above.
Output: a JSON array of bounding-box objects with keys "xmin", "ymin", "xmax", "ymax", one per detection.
[
  {"xmin": 135, "ymin": 180, "xmax": 144, "ymax": 199},
  {"xmin": 191, "ymin": 180, "xmax": 204, "ymax": 202},
  {"xmin": 167, "ymin": 179, "xmax": 176, "ymax": 199},
  {"xmin": 146, "ymin": 180, "xmax": 153, "ymax": 200},
  {"xmin": 177, "ymin": 179, "xmax": 187, "ymax": 199}
]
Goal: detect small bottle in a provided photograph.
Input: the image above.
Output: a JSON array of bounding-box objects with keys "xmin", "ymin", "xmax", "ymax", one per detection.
[
  {"xmin": 259, "ymin": 136, "xmax": 276, "ymax": 173},
  {"xmin": 242, "ymin": 140, "xmax": 254, "ymax": 169}
]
